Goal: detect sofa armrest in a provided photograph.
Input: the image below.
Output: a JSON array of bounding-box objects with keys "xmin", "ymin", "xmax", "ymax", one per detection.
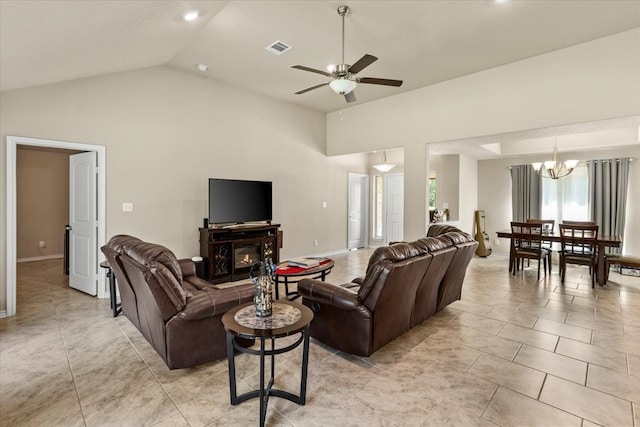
[
  {"xmin": 351, "ymin": 277, "xmax": 364, "ymax": 285},
  {"xmin": 178, "ymin": 259, "xmax": 196, "ymax": 277},
  {"xmin": 182, "ymin": 274, "xmax": 213, "ymax": 292},
  {"xmin": 178, "ymin": 285, "xmax": 253, "ymax": 321},
  {"xmin": 298, "ymin": 279, "xmax": 361, "ymax": 311}
]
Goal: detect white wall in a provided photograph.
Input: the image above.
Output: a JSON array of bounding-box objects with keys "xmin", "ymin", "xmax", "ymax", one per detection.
[
  {"xmin": 326, "ymin": 29, "xmax": 640, "ymax": 155},
  {"xmin": 325, "ymin": 29, "xmax": 640, "ymax": 249},
  {"xmin": 439, "ymin": 155, "xmax": 460, "ymax": 222},
  {"xmin": 478, "ymin": 146, "xmax": 640, "ymax": 257},
  {"xmin": 458, "ymin": 154, "xmax": 478, "ymax": 235},
  {"xmin": 0, "ymin": 66, "xmax": 368, "ymax": 311}
]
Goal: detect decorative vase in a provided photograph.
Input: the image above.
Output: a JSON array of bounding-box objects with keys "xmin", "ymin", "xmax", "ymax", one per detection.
[{"xmin": 250, "ymin": 259, "xmax": 274, "ymax": 317}]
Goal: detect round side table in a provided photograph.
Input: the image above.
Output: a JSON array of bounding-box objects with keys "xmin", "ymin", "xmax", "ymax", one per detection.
[{"xmin": 222, "ymin": 301, "xmax": 313, "ymax": 427}]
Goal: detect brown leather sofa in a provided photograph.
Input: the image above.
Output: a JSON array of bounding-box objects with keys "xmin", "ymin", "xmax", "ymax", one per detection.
[
  {"xmin": 101, "ymin": 235, "xmax": 254, "ymax": 369},
  {"xmin": 298, "ymin": 225, "xmax": 478, "ymax": 357}
]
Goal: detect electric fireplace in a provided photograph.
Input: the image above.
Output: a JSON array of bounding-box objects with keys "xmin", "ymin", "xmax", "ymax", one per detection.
[{"xmin": 234, "ymin": 243, "xmax": 261, "ymax": 270}]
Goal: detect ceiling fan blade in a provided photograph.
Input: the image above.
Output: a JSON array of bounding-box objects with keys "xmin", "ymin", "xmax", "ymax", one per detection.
[
  {"xmin": 348, "ymin": 54, "xmax": 378, "ymax": 74},
  {"xmin": 292, "ymin": 65, "xmax": 333, "ymax": 77},
  {"xmin": 359, "ymin": 77, "xmax": 403, "ymax": 87},
  {"xmin": 295, "ymin": 82, "xmax": 329, "ymax": 95},
  {"xmin": 344, "ymin": 91, "xmax": 357, "ymax": 103}
]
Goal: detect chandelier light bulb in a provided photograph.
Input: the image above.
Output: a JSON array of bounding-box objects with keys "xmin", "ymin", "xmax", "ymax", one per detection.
[{"xmin": 531, "ymin": 143, "xmax": 578, "ymax": 180}]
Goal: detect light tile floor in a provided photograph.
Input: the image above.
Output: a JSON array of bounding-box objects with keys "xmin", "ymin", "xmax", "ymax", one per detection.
[{"xmin": 1, "ymin": 251, "xmax": 640, "ymax": 426}]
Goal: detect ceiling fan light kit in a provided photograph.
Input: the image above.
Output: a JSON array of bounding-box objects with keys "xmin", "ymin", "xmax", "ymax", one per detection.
[
  {"xmin": 292, "ymin": 4, "xmax": 403, "ymax": 103},
  {"xmin": 329, "ymin": 78, "xmax": 356, "ymax": 95}
]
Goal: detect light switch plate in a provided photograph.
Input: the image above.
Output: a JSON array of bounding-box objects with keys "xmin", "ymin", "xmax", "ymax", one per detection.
[{"xmin": 122, "ymin": 202, "xmax": 134, "ymax": 212}]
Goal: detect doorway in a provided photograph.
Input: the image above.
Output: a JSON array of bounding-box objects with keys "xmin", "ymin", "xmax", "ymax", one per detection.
[
  {"xmin": 347, "ymin": 173, "xmax": 369, "ymax": 249},
  {"xmin": 385, "ymin": 174, "xmax": 404, "ymax": 244},
  {"xmin": 5, "ymin": 136, "xmax": 106, "ymax": 317}
]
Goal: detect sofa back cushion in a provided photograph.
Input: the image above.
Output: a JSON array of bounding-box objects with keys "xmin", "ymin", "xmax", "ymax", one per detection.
[
  {"xmin": 105, "ymin": 234, "xmax": 142, "ymax": 253},
  {"xmin": 121, "ymin": 241, "xmax": 187, "ymax": 309},
  {"xmin": 359, "ymin": 241, "xmax": 426, "ymax": 304},
  {"xmin": 369, "ymin": 255, "xmax": 433, "ymax": 353},
  {"xmin": 437, "ymin": 239, "xmax": 478, "ymax": 310},
  {"xmin": 120, "ymin": 255, "xmax": 170, "ymax": 361},
  {"xmin": 101, "ymin": 245, "xmax": 141, "ymax": 329},
  {"xmin": 410, "ymin": 238, "xmax": 456, "ymax": 326}
]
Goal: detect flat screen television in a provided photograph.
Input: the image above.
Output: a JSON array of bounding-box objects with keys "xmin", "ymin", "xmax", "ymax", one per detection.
[{"xmin": 208, "ymin": 178, "xmax": 272, "ymax": 225}]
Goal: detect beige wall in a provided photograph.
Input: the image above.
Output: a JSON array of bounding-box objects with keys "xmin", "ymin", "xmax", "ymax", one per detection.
[
  {"xmin": 326, "ymin": 29, "xmax": 640, "ymax": 155},
  {"xmin": 325, "ymin": 28, "xmax": 639, "ymax": 246},
  {"xmin": 478, "ymin": 146, "xmax": 640, "ymax": 258},
  {"xmin": 16, "ymin": 147, "xmax": 73, "ymax": 259},
  {"xmin": 0, "ymin": 66, "xmax": 368, "ymax": 312}
]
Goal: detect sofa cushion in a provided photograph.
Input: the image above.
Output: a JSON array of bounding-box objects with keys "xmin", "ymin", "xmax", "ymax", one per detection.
[
  {"xmin": 123, "ymin": 241, "xmax": 187, "ymax": 307},
  {"xmin": 123, "ymin": 241, "xmax": 183, "ymax": 281},
  {"xmin": 106, "ymin": 234, "xmax": 142, "ymax": 253},
  {"xmin": 149, "ymin": 261, "xmax": 188, "ymax": 312}
]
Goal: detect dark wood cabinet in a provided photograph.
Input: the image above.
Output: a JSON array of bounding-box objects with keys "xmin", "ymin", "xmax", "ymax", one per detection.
[{"xmin": 199, "ymin": 224, "xmax": 281, "ymax": 283}]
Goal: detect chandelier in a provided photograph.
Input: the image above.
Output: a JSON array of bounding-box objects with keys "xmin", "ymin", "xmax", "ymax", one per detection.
[
  {"xmin": 372, "ymin": 151, "xmax": 395, "ymax": 173},
  {"xmin": 531, "ymin": 145, "xmax": 578, "ymax": 179}
]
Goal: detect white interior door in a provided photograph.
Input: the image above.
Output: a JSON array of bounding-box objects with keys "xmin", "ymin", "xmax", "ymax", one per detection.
[
  {"xmin": 348, "ymin": 173, "xmax": 367, "ymax": 249},
  {"xmin": 385, "ymin": 174, "xmax": 404, "ymax": 244},
  {"xmin": 69, "ymin": 152, "xmax": 97, "ymax": 295}
]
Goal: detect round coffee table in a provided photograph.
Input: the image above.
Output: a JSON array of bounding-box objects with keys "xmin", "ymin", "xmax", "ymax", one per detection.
[
  {"xmin": 274, "ymin": 258, "xmax": 335, "ymax": 300},
  {"xmin": 222, "ymin": 301, "xmax": 314, "ymax": 427}
]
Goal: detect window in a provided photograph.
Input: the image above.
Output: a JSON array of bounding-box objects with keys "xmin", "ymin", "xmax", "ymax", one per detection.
[
  {"xmin": 541, "ymin": 165, "xmax": 588, "ymax": 224},
  {"xmin": 428, "ymin": 172, "xmax": 436, "ymax": 223},
  {"xmin": 373, "ymin": 175, "xmax": 384, "ymax": 238},
  {"xmin": 428, "ymin": 173, "xmax": 437, "ymax": 210}
]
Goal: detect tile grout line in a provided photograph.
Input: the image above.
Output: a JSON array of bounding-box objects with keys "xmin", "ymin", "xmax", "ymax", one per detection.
[
  {"xmin": 111, "ymin": 316, "xmax": 193, "ymax": 426},
  {"xmin": 54, "ymin": 304, "xmax": 88, "ymax": 427}
]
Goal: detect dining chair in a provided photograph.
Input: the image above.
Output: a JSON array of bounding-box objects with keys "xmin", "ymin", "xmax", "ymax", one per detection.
[
  {"xmin": 510, "ymin": 221, "xmax": 550, "ymax": 280},
  {"xmin": 526, "ymin": 218, "xmax": 555, "ymax": 272},
  {"xmin": 559, "ymin": 223, "xmax": 599, "ymax": 287}
]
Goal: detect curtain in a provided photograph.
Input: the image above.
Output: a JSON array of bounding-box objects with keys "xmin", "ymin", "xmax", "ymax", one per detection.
[
  {"xmin": 587, "ymin": 158, "xmax": 630, "ymax": 254},
  {"xmin": 510, "ymin": 164, "xmax": 541, "ymax": 222}
]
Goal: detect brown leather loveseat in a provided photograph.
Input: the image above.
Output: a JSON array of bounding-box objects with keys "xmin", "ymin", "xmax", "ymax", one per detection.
[
  {"xmin": 298, "ymin": 225, "xmax": 478, "ymax": 357},
  {"xmin": 101, "ymin": 235, "xmax": 254, "ymax": 369}
]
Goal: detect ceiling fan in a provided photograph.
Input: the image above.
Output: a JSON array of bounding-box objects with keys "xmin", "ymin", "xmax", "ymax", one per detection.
[{"xmin": 292, "ymin": 5, "xmax": 403, "ymax": 103}]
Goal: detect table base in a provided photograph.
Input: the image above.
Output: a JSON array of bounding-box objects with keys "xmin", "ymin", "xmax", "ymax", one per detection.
[{"xmin": 226, "ymin": 329, "xmax": 310, "ymax": 427}]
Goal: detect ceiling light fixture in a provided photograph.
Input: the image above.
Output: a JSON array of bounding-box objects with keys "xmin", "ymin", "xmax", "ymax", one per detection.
[
  {"xmin": 329, "ymin": 77, "xmax": 356, "ymax": 95},
  {"xmin": 196, "ymin": 64, "xmax": 208, "ymax": 72},
  {"xmin": 372, "ymin": 151, "xmax": 396, "ymax": 173},
  {"xmin": 531, "ymin": 141, "xmax": 578, "ymax": 179},
  {"xmin": 183, "ymin": 10, "xmax": 199, "ymax": 21}
]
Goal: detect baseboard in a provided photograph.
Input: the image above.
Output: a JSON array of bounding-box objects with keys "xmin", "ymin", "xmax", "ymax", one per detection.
[
  {"xmin": 17, "ymin": 254, "xmax": 64, "ymax": 263},
  {"xmin": 0, "ymin": 310, "xmax": 7, "ymax": 319}
]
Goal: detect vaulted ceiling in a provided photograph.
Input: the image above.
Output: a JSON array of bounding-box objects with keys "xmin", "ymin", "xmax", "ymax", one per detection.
[
  {"xmin": 2, "ymin": 0, "xmax": 639, "ymax": 113},
  {"xmin": 1, "ymin": 0, "xmax": 639, "ymax": 157}
]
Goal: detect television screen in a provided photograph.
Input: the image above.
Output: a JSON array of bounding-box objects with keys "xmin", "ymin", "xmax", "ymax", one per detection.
[{"xmin": 208, "ymin": 178, "xmax": 272, "ymax": 225}]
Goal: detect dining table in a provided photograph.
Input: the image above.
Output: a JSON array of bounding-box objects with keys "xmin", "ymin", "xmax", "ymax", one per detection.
[{"xmin": 496, "ymin": 229, "xmax": 622, "ymax": 286}]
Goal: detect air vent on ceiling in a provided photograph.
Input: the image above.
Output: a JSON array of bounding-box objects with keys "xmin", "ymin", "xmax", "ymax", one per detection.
[{"xmin": 265, "ymin": 40, "xmax": 291, "ymax": 55}]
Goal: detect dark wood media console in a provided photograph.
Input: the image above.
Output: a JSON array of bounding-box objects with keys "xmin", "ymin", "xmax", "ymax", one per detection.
[{"xmin": 199, "ymin": 224, "xmax": 281, "ymax": 284}]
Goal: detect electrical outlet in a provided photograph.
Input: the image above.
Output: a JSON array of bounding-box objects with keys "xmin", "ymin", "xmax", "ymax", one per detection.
[
  {"xmin": 494, "ymin": 239, "xmax": 500, "ymax": 246},
  {"xmin": 122, "ymin": 202, "xmax": 134, "ymax": 212},
  {"xmin": 39, "ymin": 241, "xmax": 45, "ymax": 248}
]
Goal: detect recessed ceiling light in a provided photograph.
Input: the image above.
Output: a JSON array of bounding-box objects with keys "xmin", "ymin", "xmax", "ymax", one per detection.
[
  {"xmin": 196, "ymin": 64, "xmax": 208, "ymax": 72},
  {"xmin": 494, "ymin": 0, "xmax": 509, "ymax": 3},
  {"xmin": 183, "ymin": 10, "xmax": 199, "ymax": 21}
]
